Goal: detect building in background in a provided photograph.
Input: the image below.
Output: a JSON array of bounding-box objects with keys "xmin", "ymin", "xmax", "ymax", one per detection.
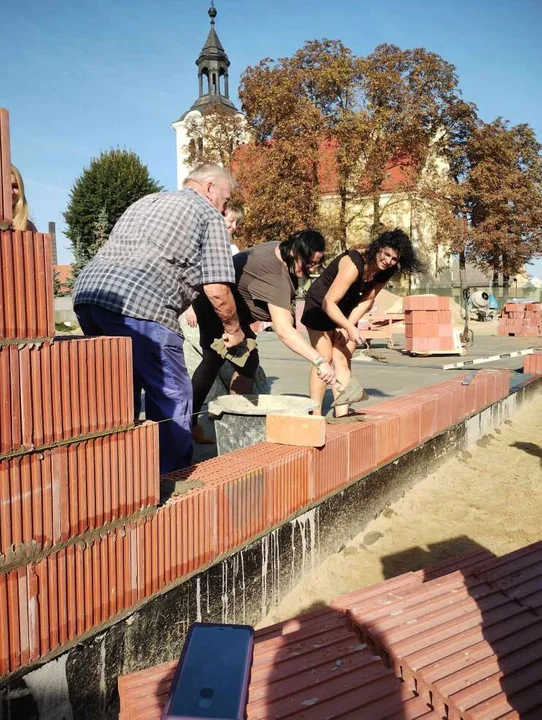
[{"xmin": 172, "ymin": 3, "xmax": 247, "ymax": 188}]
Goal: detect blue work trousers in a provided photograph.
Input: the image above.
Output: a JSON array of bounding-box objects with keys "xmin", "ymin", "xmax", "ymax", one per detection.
[{"xmin": 74, "ymin": 304, "xmax": 193, "ymax": 474}]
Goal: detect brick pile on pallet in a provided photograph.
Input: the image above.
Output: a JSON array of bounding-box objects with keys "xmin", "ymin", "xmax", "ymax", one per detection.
[
  {"xmin": 403, "ymin": 295, "xmax": 456, "ymax": 353},
  {"xmin": 498, "ymin": 302, "xmax": 542, "ymax": 337},
  {"xmin": 524, "ymin": 352, "xmax": 542, "ymax": 374},
  {"xmin": 0, "ymin": 108, "xmax": 160, "ymax": 678}
]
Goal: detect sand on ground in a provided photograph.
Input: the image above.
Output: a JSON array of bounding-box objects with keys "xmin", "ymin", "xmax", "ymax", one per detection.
[{"xmin": 259, "ymin": 393, "xmax": 542, "ymax": 628}]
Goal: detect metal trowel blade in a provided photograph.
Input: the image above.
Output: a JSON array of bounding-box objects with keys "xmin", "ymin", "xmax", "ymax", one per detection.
[{"xmin": 331, "ymin": 377, "xmax": 369, "ymax": 407}]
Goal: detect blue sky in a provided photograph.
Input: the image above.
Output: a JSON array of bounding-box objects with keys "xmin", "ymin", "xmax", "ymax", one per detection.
[{"xmin": 3, "ymin": 0, "xmax": 542, "ymax": 275}]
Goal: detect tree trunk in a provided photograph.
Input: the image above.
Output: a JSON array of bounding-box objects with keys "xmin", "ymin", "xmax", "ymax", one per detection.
[
  {"xmin": 459, "ymin": 250, "xmax": 467, "ymax": 290},
  {"xmin": 372, "ymin": 191, "xmax": 381, "ymax": 239},
  {"xmin": 459, "ymin": 250, "xmax": 470, "ymax": 343},
  {"xmin": 502, "ymin": 252, "xmax": 510, "ymax": 287},
  {"xmin": 338, "ymin": 184, "xmax": 348, "ymax": 253}
]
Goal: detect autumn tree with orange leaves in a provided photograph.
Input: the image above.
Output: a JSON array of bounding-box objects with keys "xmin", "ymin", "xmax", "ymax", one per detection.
[
  {"xmin": 236, "ymin": 40, "xmax": 475, "ymax": 254},
  {"xmin": 464, "ymin": 119, "xmax": 542, "ymax": 282},
  {"xmin": 423, "ymin": 118, "xmax": 542, "ymax": 283},
  {"xmin": 184, "ymin": 104, "xmax": 247, "ymax": 171}
]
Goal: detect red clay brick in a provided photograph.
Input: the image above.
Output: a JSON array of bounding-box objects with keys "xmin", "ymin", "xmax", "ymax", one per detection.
[
  {"xmin": 47, "ymin": 551, "xmax": 59, "ymax": 652},
  {"xmin": 309, "ymin": 423, "xmax": 349, "ymax": 499},
  {"xmin": 524, "ymin": 352, "xmax": 542, "ymax": 374},
  {"xmin": 0, "ymin": 232, "xmax": 16, "ymax": 337},
  {"xmin": 27, "ymin": 564, "xmax": 40, "ymax": 662},
  {"xmin": 1, "ymin": 424, "xmax": 160, "ymax": 564},
  {"xmin": 0, "ymin": 109, "xmax": 13, "ymax": 224},
  {"xmin": 340, "ymin": 418, "xmax": 377, "ymax": 481},
  {"xmin": 266, "ymin": 413, "xmax": 326, "ymax": 448},
  {"xmin": 355, "ymin": 410, "xmax": 402, "ymax": 465},
  {"xmin": 56, "ymin": 548, "xmax": 68, "ymax": 646},
  {"xmin": 117, "ymin": 606, "xmax": 438, "ymax": 720},
  {"xmin": 74, "ymin": 542, "xmax": 85, "ymax": 637}
]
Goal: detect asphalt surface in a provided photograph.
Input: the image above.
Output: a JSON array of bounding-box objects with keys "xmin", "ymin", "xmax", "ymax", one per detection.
[{"xmin": 192, "ymin": 324, "xmax": 541, "ymax": 462}]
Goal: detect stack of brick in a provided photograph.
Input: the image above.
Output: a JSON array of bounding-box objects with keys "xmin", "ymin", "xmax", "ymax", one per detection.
[
  {"xmin": 498, "ymin": 302, "xmax": 542, "ymax": 337},
  {"xmin": 0, "ymin": 369, "xmax": 512, "ymax": 678},
  {"xmin": 524, "ymin": 352, "xmax": 542, "ymax": 374},
  {"xmin": 0, "ymin": 108, "xmax": 160, "ymax": 678},
  {"xmin": 403, "ymin": 295, "xmax": 457, "ymax": 354}
]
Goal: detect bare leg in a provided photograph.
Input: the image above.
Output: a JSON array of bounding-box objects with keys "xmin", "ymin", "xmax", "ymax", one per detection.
[
  {"xmin": 307, "ymin": 329, "xmax": 334, "ymax": 415},
  {"xmin": 331, "ymin": 335, "xmax": 355, "ymax": 417}
]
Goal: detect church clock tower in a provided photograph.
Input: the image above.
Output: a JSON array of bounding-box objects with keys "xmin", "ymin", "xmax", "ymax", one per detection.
[{"xmin": 172, "ymin": 2, "xmax": 246, "ymax": 188}]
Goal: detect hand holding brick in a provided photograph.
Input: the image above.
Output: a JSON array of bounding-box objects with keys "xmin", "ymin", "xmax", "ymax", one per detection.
[{"xmin": 266, "ymin": 414, "xmax": 326, "ymax": 448}]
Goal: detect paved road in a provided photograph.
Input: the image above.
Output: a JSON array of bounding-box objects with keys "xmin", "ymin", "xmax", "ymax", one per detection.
[
  {"xmin": 192, "ymin": 327, "xmax": 540, "ymax": 462},
  {"xmin": 256, "ymin": 328, "xmax": 538, "ymax": 404}
]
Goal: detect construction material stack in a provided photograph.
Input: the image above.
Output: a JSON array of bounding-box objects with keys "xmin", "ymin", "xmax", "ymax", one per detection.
[
  {"xmin": 403, "ymin": 295, "xmax": 462, "ymax": 355},
  {"xmin": 498, "ymin": 302, "xmax": 542, "ymax": 337},
  {"xmin": 524, "ymin": 352, "xmax": 542, "ymax": 374},
  {"xmin": 0, "ymin": 108, "xmax": 160, "ymax": 680}
]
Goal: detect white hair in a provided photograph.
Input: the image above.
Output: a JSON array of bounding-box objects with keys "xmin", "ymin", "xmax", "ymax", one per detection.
[{"xmin": 184, "ymin": 164, "xmax": 235, "ymax": 190}]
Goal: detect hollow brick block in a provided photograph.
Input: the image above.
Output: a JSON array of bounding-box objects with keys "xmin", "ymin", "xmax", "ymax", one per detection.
[{"xmin": 266, "ymin": 413, "xmax": 326, "ymax": 448}]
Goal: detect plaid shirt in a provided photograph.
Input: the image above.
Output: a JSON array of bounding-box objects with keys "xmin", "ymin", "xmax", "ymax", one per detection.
[{"xmin": 73, "ymin": 188, "xmax": 235, "ymax": 334}]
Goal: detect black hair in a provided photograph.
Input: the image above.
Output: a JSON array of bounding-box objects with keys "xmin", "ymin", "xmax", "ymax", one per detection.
[
  {"xmin": 279, "ymin": 229, "xmax": 325, "ymax": 279},
  {"xmin": 364, "ymin": 229, "xmax": 425, "ymax": 276}
]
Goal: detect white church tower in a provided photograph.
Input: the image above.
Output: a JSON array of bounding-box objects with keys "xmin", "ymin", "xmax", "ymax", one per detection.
[{"xmin": 172, "ymin": 2, "xmax": 245, "ymax": 188}]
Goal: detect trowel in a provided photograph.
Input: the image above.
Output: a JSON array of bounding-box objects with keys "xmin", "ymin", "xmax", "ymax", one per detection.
[{"xmin": 331, "ymin": 376, "xmax": 369, "ymax": 408}]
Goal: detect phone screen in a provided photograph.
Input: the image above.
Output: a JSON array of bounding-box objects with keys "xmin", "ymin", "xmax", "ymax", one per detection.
[{"xmin": 167, "ymin": 624, "xmax": 254, "ymax": 719}]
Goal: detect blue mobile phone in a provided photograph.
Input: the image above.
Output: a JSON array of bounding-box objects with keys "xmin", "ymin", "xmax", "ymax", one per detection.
[{"xmin": 162, "ymin": 623, "xmax": 255, "ymax": 720}]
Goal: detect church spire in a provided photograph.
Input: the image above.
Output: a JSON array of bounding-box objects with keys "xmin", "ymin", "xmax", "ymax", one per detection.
[{"xmin": 189, "ymin": 2, "xmax": 237, "ymax": 114}]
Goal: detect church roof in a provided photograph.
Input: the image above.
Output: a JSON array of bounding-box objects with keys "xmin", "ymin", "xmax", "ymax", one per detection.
[
  {"xmin": 174, "ymin": 2, "xmax": 240, "ymax": 122},
  {"xmin": 199, "ymin": 25, "xmax": 226, "ymax": 58}
]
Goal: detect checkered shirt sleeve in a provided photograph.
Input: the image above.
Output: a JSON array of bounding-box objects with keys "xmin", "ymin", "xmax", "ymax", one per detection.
[{"xmin": 73, "ymin": 189, "xmax": 235, "ymax": 334}]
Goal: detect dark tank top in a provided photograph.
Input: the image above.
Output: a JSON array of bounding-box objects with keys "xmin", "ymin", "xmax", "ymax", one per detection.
[{"xmin": 301, "ymin": 249, "xmax": 396, "ymax": 330}]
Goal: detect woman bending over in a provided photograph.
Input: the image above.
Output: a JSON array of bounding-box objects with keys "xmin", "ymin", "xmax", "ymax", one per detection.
[
  {"xmin": 191, "ymin": 230, "xmax": 337, "ymax": 441},
  {"xmin": 301, "ymin": 229, "xmax": 423, "ymax": 416}
]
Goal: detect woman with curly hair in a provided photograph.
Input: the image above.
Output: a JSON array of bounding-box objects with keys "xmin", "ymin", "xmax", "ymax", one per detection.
[
  {"xmin": 302, "ymin": 228, "xmax": 424, "ymax": 416},
  {"xmin": 11, "ymin": 165, "xmax": 37, "ymax": 231}
]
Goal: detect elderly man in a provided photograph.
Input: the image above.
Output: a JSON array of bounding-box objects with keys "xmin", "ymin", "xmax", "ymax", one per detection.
[{"xmin": 73, "ymin": 164, "xmax": 244, "ymax": 473}]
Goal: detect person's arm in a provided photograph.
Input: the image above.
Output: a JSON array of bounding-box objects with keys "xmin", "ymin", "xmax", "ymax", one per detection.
[
  {"xmin": 182, "ymin": 304, "xmax": 198, "ymax": 328},
  {"xmin": 200, "ymin": 214, "xmax": 244, "ymax": 347},
  {"xmin": 347, "ymin": 282, "xmax": 386, "ymax": 326},
  {"xmin": 321, "ymin": 255, "xmax": 361, "ymax": 343},
  {"xmin": 268, "ymin": 304, "xmax": 335, "ymax": 384},
  {"xmin": 203, "ymin": 283, "xmax": 245, "ymax": 348}
]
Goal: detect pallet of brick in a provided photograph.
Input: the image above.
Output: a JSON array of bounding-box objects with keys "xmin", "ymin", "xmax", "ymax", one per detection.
[
  {"xmin": 0, "ymin": 336, "xmax": 134, "ymax": 456},
  {"xmin": 0, "ymin": 230, "xmax": 55, "ymax": 339},
  {"xmin": 0, "ymin": 108, "xmax": 12, "ymax": 225},
  {"xmin": 403, "ymin": 295, "xmax": 463, "ymax": 355},
  {"xmin": 498, "ymin": 302, "xmax": 542, "ymax": 337}
]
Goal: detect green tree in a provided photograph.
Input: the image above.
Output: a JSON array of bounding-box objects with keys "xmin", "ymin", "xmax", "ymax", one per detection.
[{"xmin": 64, "ymin": 149, "xmax": 162, "ymax": 276}]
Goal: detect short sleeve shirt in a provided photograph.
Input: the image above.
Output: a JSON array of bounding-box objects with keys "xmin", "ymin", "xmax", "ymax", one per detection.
[
  {"xmin": 234, "ymin": 241, "xmax": 295, "ymax": 322},
  {"xmin": 73, "ymin": 188, "xmax": 235, "ymax": 334}
]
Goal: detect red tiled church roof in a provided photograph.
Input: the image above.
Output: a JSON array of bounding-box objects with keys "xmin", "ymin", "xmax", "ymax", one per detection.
[{"xmin": 234, "ymin": 138, "xmax": 417, "ymax": 195}]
